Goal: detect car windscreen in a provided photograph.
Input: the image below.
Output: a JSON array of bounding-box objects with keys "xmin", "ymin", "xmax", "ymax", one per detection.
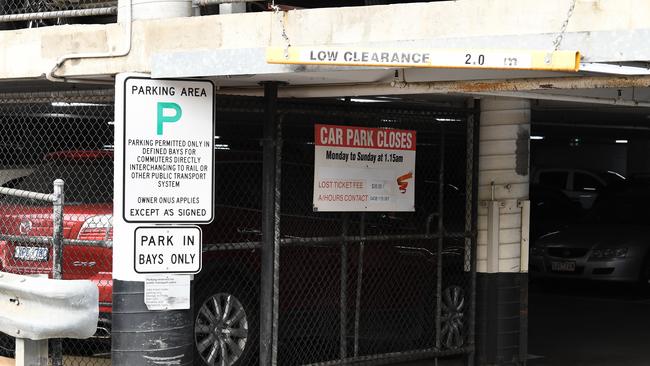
[{"xmin": 0, "ymin": 160, "xmax": 113, "ymax": 205}]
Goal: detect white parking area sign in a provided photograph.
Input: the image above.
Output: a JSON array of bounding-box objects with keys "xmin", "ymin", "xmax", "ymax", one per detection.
[
  {"xmin": 135, "ymin": 226, "xmax": 202, "ymax": 274},
  {"xmin": 114, "ymin": 74, "xmax": 214, "ymax": 281},
  {"xmin": 122, "ymin": 76, "xmax": 214, "ymax": 223}
]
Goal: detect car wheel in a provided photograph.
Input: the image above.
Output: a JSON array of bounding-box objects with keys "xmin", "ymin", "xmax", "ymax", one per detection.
[
  {"xmin": 440, "ymin": 285, "xmax": 465, "ymax": 350},
  {"xmin": 194, "ymin": 285, "xmax": 257, "ymax": 366}
]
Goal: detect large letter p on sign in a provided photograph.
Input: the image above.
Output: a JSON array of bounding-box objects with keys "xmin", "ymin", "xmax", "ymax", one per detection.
[{"xmin": 157, "ymin": 102, "xmax": 182, "ymax": 135}]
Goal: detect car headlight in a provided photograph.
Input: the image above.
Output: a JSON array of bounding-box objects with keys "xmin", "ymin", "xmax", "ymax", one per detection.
[{"xmin": 589, "ymin": 247, "xmax": 627, "ymax": 261}]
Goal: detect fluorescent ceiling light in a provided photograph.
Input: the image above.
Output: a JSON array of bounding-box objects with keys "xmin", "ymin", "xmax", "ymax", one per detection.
[
  {"xmin": 530, "ymin": 136, "xmax": 544, "ymax": 140},
  {"xmin": 616, "ymin": 139, "xmax": 628, "ymax": 144},
  {"xmin": 350, "ymin": 98, "xmax": 388, "ymax": 103}
]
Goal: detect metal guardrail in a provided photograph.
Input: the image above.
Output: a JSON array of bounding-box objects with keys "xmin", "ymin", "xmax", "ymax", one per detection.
[
  {"xmin": 0, "ymin": 179, "xmax": 65, "ymax": 366},
  {"xmin": 0, "ymin": 271, "xmax": 98, "ymax": 340}
]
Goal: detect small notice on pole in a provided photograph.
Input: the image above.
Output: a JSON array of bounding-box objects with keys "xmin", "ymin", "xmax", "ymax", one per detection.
[
  {"xmin": 144, "ymin": 274, "xmax": 191, "ymax": 310},
  {"xmin": 313, "ymin": 124, "xmax": 416, "ymax": 212}
]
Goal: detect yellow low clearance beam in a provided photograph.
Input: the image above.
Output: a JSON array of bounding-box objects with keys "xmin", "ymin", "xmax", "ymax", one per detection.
[{"xmin": 266, "ymin": 46, "xmax": 581, "ymax": 72}]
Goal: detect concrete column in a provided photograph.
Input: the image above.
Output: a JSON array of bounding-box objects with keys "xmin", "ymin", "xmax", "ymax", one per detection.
[
  {"xmin": 219, "ymin": 3, "xmax": 246, "ymax": 14},
  {"xmin": 124, "ymin": 0, "xmax": 192, "ymax": 21},
  {"xmin": 476, "ymin": 97, "xmax": 530, "ymax": 366}
]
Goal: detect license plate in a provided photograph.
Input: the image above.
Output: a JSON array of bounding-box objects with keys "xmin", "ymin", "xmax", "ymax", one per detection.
[
  {"xmin": 14, "ymin": 246, "xmax": 48, "ymax": 261},
  {"xmin": 551, "ymin": 261, "xmax": 576, "ymax": 272}
]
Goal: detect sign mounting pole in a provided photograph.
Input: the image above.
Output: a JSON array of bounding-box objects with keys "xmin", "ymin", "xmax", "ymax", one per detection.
[{"xmin": 112, "ymin": 73, "xmax": 215, "ymax": 366}]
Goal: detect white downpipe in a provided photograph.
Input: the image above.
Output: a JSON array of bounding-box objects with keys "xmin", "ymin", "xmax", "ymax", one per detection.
[{"xmin": 46, "ymin": 0, "xmax": 133, "ymax": 83}]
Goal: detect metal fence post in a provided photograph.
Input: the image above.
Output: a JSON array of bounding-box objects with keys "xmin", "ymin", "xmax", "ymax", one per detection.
[
  {"xmin": 467, "ymin": 101, "xmax": 480, "ymax": 366},
  {"xmin": 15, "ymin": 338, "xmax": 48, "ymax": 366},
  {"xmin": 353, "ymin": 213, "xmax": 365, "ymax": 357},
  {"xmin": 340, "ymin": 213, "xmax": 349, "ymax": 360},
  {"xmin": 51, "ymin": 179, "xmax": 64, "ymax": 366},
  {"xmin": 260, "ymin": 81, "xmax": 280, "ymax": 366},
  {"xmin": 434, "ymin": 122, "xmax": 446, "ymax": 351}
]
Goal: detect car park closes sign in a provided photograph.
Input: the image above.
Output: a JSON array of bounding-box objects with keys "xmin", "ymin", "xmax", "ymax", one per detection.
[{"xmin": 313, "ymin": 124, "xmax": 416, "ymax": 212}]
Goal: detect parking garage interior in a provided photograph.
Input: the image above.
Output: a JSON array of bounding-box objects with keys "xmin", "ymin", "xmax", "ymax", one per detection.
[{"xmin": 527, "ymin": 97, "xmax": 650, "ymax": 366}]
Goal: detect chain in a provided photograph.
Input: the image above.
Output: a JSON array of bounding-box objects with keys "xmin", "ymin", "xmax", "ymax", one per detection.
[{"xmin": 552, "ymin": 0, "xmax": 577, "ymax": 51}]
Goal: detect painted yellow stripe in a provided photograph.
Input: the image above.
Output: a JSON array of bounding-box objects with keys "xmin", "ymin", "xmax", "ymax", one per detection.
[{"xmin": 266, "ymin": 47, "xmax": 580, "ymax": 72}]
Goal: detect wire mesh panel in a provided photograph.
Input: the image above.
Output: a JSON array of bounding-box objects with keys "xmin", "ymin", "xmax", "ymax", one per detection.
[
  {"xmin": 274, "ymin": 101, "xmax": 475, "ymax": 366},
  {"xmin": 192, "ymin": 96, "xmax": 476, "ymax": 366},
  {"xmin": 192, "ymin": 102, "xmax": 265, "ymax": 366},
  {"xmin": 0, "ymin": 91, "xmax": 114, "ymax": 365},
  {"xmin": 0, "ymin": 92, "xmax": 475, "ymax": 366},
  {"xmin": 0, "ymin": 0, "xmax": 116, "ymax": 31}
]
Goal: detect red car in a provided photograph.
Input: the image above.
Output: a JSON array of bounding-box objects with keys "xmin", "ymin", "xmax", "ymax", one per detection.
[
  {"xmin": 0, "ymin": 151, "xmax": 114, "ymax": 345},
  {"xmin": 0, "ymin": 150, "xmax": 467, "ymax": 366}
]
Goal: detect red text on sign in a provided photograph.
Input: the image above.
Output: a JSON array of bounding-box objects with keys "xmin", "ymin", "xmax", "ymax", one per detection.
[{"xmin": 315, "ymin": 124, "xmax": 416, "ymax": 151}]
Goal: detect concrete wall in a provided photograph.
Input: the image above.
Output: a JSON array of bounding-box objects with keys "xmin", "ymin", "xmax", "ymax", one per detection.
[{"xmin": 1, "ymin": 0, "xmax": 650, "ymax": 80}]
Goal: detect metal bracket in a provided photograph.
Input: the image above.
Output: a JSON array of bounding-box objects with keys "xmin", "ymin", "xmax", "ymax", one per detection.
[{"xmin": 15, "ymin": 338, "xmax": 48, "ymax": 366}]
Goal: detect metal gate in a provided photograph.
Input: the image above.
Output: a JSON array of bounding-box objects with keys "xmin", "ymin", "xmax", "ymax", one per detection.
[
  {"xmin": 0, "ymin": 89, "xmax": 476, "ymax": 366},
  {"xmin": 197, "ymin": 94, "xmax": 478, "ymax": 366}
]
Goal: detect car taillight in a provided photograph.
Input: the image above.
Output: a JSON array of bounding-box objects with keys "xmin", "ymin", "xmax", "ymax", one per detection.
[{"xmin": 78, "ymin": 215, "xmax": 113, "ymax": 242}]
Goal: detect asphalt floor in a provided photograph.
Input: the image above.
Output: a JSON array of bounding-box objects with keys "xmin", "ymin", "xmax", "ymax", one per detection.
[
  {"xmin": 9, "ymin": 281, "xmax": 649, "ymax": 366},
  {"xmin": 528, "ymin": 281, "xmax": 650, "ymax": 366}
]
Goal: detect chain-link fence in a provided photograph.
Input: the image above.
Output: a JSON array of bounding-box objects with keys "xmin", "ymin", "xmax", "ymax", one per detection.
[
  {"xmin": 272, "ymin": 100, "xmax": 476, "ymax": 366},
  {"xmin": 0, "ymin": 90, "xmax": 476, "ymax": 366},
  {"xmin": 0, "ymin": 0, "xmax": 117, "ymax": 31},
  {"xmin": 195, "ymin": 95, "xmax": 477, "ymax": 366},
  {"xmin": 0, "ymin": 90, "xmax": 114, "ymax": 365}
]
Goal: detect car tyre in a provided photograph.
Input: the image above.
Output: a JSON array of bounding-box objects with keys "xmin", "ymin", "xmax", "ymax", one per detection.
[{"xmin": 194, "ymin": 272, "xmax": 258, "ymax": 366}]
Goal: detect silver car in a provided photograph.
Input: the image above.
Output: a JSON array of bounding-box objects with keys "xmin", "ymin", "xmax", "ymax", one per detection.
[{"xmin": 530, "ymin": 183, "xmax": 650, "ymax": 284}]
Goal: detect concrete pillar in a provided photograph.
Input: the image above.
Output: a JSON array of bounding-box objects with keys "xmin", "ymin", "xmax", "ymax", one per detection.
[
  {"xmin": 121, "ymin": 0, "xmax": 192, "ymax": 22},
  {"xmin": 219, "ymin": 3, "xmax": 246, "ymax": 14},
  {"xmin": 476, "ymin": 97, "xmax": 530, "ymax": 366},
  {"xmin": 111, "ymin": 75, "xmax": 194, "ymax": 366}
]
